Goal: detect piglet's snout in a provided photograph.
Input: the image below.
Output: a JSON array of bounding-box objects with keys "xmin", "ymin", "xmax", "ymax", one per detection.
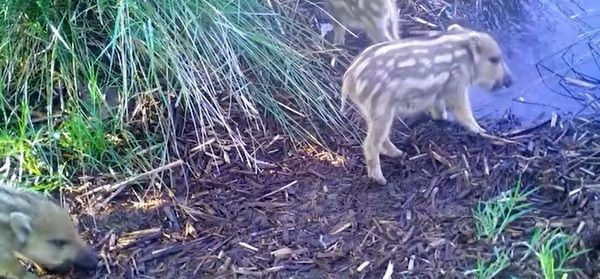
[
  {"xmin": 502, "ymin": 63, "xmax": 514, "ymax": 88},
  {"xmin": 503, "ymin": 73, "xmax": 514, "ymax": 88},
  {"xmin": 74, "ymin": 248, "xmax": 100, "ymax": 270},
  {"xmin": 492, "ymin": 72, "xmax": 514, "ymax": 91}
]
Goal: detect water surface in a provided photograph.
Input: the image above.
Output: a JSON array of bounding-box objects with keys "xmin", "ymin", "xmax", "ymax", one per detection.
[{"xmin": 466, "ymin": 0, "xmax": 600, "ymax": 123}]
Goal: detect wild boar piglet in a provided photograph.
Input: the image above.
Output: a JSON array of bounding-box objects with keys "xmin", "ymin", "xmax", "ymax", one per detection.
[
  {"xmin": 326, "ymin": 0, "xmax": 400, "ymax": 45},
  {"xmin": 341, "ymin": 24, "xmax": 514, "ymax": 185},
  {"xmin": 0, "ymin": 182, "xmax": 99, "ymax": 279}
]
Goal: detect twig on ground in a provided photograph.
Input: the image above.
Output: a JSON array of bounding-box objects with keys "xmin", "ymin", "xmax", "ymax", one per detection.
[
  {"xmin": 479, "ymin": 132, "xmax": 525, "ymax": 146},
  {"xmin": 97, "ymin": 160, "xmax": 185, "ymax": 208},
  {"xmin": 257, "ymin": 180, "xmax": 298, "ymax": 200},
  {"xmin": 382, "ymin": 260, "xmax": 394, "ymax": 279},
  {"xmin": 502, "ymin": 119, "xmax": 552, "ymax": 138}
]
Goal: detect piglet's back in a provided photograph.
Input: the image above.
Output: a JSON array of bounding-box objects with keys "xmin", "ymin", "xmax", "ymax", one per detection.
[
  {"xmin": 347, "ymin": 33, "xmax": 475, "ymax": 80},
  {"xmin": 0, "ymin": 182, "xmax": 48, "ymax": 219}
]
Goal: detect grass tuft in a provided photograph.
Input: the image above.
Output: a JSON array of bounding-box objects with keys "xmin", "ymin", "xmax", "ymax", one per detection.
[
  {"xmin": 473, "ymin": 180, "xmax": 535, "ymax": 243},
  {"xmin": 0, "ymin": 0, "xmax": 356, "ymax": 190},
  {"xmin": 475, "ymin": 246, "xmax": 511, "ymax": 279},
  {"xmin": 524, "ymin": 228, "xmax": 590, "ymax": 279},
  {"xmin": 470, "ymin": 180, "xmax": 589, "ymax": 278}
]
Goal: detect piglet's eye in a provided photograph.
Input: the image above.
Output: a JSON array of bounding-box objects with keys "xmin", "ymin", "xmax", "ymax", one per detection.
[
  {"xmin": 51, "ymin": 239, "xmax": 69, "ymax": 248},
  {"xmin": 489, "ymin": 57, "xmax": 500, "ymax": 64}
]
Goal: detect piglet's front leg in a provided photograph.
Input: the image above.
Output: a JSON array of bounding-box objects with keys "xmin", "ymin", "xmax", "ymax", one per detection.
[{"xmin": 443, "ymin": 78, "xmax": 486, "ymax": 135}]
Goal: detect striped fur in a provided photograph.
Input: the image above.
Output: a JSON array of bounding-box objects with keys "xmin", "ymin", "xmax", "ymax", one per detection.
[
  {"xmin": 0, "ymin": 181, "xmax": 98, "ymax": 279},
  {"xmin": 326, "ymin": 0, "xmax": 400, "ymax": 45},
  {"xmin": 342, "ymin": 25, "xmax": 514, "ymax": 185}
]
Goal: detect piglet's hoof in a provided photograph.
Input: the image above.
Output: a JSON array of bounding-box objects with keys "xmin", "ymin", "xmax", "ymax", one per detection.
[
  {"xmin": 469, "ymin": 126, "xmax": 486, "ymax": 136},
  {"xmin": 369, "ymin": 173, "xmax": 387, "ymax": 185},
  {"xmin": 383, "ymin": 148, "xmax": 404, "ymax": 158}
]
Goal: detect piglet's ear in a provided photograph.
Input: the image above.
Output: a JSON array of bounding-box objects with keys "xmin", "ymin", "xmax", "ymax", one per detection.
[
  {"xmin": 466, "ymin": 34, "xmax": 484, "ymax": 62},
  {"xmin": 9, "ymin": 212, "xmax": 33, "ymax": 245},
  {"xmin": 447, "ymin": 24, "xmax": 464, "ymax": 32}
]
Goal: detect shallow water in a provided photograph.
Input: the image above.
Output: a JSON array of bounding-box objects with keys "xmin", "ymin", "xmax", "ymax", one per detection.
[{"xmin": 465, "ymin": 0, "xmax": 600, "ymax": 123}]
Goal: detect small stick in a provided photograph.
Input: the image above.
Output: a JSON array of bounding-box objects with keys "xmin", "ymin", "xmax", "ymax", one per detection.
[
  {"xmin": 382, "ymin": 260, "xmax": 394, "ymax": 279},
  {"xmin": 257, "ymin": 180, "xmax": 298, "ymax": 200},
  {"xmin": 98, "ymin": 160, "xmax": 184, "ymax": 207},
  {"xmin": 82, "ymin": 159, "xmax": 185, "ymax": 196},
  {"xmin": 502, "ymin": 119, "xmax": 551, "ymax": 137},
  {"xmin": 479, "ymin": 132, "xmax": 524, "ymax": 146},
  {"xmin": 194, "ymin": 235, "xmax": 236, "ymax": 274}
]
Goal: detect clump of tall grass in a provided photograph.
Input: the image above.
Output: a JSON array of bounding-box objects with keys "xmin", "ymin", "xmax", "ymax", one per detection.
[{"xmin": 0, "ymin": 0, "xmax": 355, "ymax": 190}]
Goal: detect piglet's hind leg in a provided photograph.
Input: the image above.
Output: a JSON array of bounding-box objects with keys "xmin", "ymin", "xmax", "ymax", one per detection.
[{"xmin": 363, "ymin": 113, "xmax": 395, "ymax": 185}]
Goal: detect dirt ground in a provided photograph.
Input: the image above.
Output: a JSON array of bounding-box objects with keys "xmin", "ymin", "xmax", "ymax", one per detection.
[{"xmin": 36, "ymin": 110, "xmax": 600, "ymax": 279}]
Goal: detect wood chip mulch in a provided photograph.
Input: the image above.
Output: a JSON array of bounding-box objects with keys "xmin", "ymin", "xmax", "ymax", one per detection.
[{"xmin": 40, "ymin": 112, "xmax": 600, "ymax": 279}]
